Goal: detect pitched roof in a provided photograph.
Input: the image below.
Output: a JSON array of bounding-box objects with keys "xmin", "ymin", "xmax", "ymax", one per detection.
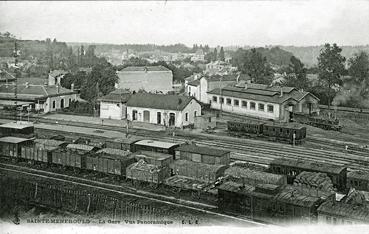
[
  {"xmin": 176, "ymin": 144, "xmax": 230, "ymax": 157},
  {"xmin": 0, "ymin": 136, "xmax": 31, "ymax": 144},
  {"xmin": 271, "ymin": 158, "xmax": 346, "ymax": 174},
  {"xmin": 126, "ymin": 93, "xmax": 197, "ymax": 111},
  {"xmin": 98, "ymin": 89, "xmax": 131, "ymax": 103},
  {"xmin": 203, "ymin": 74, "xmax": 249, "ymax": 82},
  {"xmin": 208, "ymin": 83, "xmax": 318, "ymax": 104},
  {"xmin": 133, "ymin": 139, "xmax": 179, "ymax": 149},
  {"xmin": 0, "ymin": 83, "xmax": 76, "ymax": 101},
  {"xmin": 120, "ymin": 66, "xmax": 170, "ymax": 72}
]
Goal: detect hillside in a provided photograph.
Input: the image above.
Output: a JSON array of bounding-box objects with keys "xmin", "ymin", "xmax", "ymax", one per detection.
[{"xmin": 281, "ymin": 45, "xmax": 369, "ymax": 67}]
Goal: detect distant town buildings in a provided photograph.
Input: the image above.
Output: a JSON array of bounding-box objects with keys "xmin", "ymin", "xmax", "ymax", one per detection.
[
  {"xmin": 190, "ymin": 49, "xmax": 205, "ymax": 62},
  {"xmin": 208, "ymin": 83, "xmax": 319, "ymax": 121},
  {"xmin": 205, "ymin": 61, "xmax": 237, "ymax": 75},
  {"xmin": 48, "ymin": 70, "xmax": 68, "ymax": 86},
  {"xmin": 116, "ymin": 66, "xmax": 173, "ymax": 93},
  {"xmin": 126, "ymin": 93, "xmax": 201, "ymax": 128}
]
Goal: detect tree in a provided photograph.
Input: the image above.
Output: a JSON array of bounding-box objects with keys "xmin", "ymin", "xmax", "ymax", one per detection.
[
  {"xmin": 317, "ymin": 43, "xmax": 346, "ymax": 109},
  {"xmin": 243, "ymin": 49, "xmax": 273, "ymax": 84},
  {"xmin": 282, "ymin": 56, "xmax": 309, "ymax": 90},
  {"xmin": 213, "ymin": 48, "xmax": 218, "ymax": 61},
  {"xmin": 219, "ymin": 47, "xmax": 225, "ymax": 62},
  {"xmin": 348, "ymin": 51, "xmax": 369, "ymax": 85}
]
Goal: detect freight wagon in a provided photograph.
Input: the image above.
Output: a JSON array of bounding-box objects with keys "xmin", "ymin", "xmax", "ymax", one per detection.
[
  {"xmin": 0, "ymin": 136, "xmax": 33, "ymax": 158},
  {"xmin": 52, "ymin": 144, "xmax": 98, "ymax": 169},
  {"xmin": 20, "ymin": 139, "xmax": 68, "ymax": 163},
  {"xmin": 86, "ymin": 148, "xmax": 135, "ymax": 176}
]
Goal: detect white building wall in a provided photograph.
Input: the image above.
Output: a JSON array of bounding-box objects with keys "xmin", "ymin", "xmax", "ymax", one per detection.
[
  {"xmin": 187, "ymin": 85, "xmax": 200, "ymax": 101},
  {"xmin": 116, "ymin": 70, "xmax": 173, "ymax": 93},
  {"xmin": 126, "ymin": 100, "xmax": 201, "ymax": 128},
  {"xmin": 209, "ymin": 94, "xmax": 280, "ymax": 120},
  {"xmin": 100, "ymin": 102, "xmax": 126, "ymax": 120},
  {"xmin": 42, "ymin": 94, "xmax": 77, "ymax": 113}
]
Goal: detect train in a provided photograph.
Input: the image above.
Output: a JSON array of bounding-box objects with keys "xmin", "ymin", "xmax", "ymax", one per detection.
[
  {"xmin": 293, "ymin": 113, "xmax": 342, "ymax": 131},
  {"xmin": 227, "ymin": 120, "xmax": 307, "ymax": 144}
]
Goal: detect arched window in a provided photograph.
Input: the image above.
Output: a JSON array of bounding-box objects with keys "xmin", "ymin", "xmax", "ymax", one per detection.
[{"xmin": 52, "ymin": 100, "xmax": 56, "ymax": 109}]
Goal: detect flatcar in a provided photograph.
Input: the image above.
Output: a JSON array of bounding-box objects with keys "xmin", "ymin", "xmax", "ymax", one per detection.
[
  {"xmin": 269, "ymin": 158, "xmax": 347, "ymax": 192},
  {"xmin": 0, "ymin": 121, "xmax": 35, "ymax": 138},
  {"xmin": 130, "ymin": 139, "xmax": 182, "ymax": 156}
]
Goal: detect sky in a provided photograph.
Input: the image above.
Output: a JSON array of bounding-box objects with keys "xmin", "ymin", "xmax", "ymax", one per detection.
[{"xmin": 0, "ymin": 0, "xmax": 369, "ymax": 47}]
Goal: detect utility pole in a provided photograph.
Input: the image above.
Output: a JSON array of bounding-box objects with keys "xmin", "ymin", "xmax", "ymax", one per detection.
[{"xmin": 13, "ymin": 40, "xmax": 20, "ymax": 121}]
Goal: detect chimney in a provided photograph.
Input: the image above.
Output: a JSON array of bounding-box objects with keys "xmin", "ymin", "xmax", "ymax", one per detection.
[
  {"xmin": 280, "ymin": 87, "xmax": 283, "ymax": 97},
  {"xmin": 71, "ymin": 83, "xmax": 74, "ymax": 92}
]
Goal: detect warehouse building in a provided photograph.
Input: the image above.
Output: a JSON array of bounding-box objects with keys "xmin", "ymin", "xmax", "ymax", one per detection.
[
  {"xmin": 208, "ymin": 83, "xmax": 319, "ymax": 122},
  {"xmin": 116, "ymin": 66, "xmax": 173, "ymax": 93}
]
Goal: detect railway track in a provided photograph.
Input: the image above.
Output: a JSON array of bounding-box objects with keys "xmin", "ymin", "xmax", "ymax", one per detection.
[{"xmin": 0, "ymin": 162, "xmax": 265, "ymax": 226}]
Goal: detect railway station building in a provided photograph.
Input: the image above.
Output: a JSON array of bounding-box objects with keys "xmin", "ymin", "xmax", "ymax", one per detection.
[
  {"xmin": 126, "ymin": 93, "xmax": 201, "ymax": 128},
  {"xmin": 208, "ymin": 83, "xmax": 319, "ymax": 122},
  {"xmin": 0, "ymin": 82, "xmax": 77, "ymax": 113}
]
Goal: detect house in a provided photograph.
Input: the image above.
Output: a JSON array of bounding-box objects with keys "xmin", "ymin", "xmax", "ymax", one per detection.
[
  {"xmin": 126, "ymin": 93, "xmax": 201, "ymax": 128},
  {"xmin": 0, "ymin": 82, "xmax": 77, "ymax": 113},
  {"xmin": 48, "ymin": 70, "xmax": 68, "ymax": 86},
  {"xmin": 186, "ymin": 74, "xmax": 249, "ymax": 104},
  {"xmin": 116, "ymin": 66, "xmax": 173, "ymax": 93},
  {"xmin": 208, "ymin": 83, "xmax": 320, "ymax": 122},
  {"xmin": 205, "ymin": 61, "xmax": 237, "ymax": 75},
  {"xmin": 98, "ymin": 89, "xmax": 131, "ymax": 120},
  {"xmin": 190, "ymin": 49, "xmax": 205, "ymax": 62}
]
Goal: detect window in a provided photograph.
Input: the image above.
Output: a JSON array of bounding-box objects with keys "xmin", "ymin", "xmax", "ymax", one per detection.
[
  {"xmin": 220, "ymin": 97, "xmax": 224, "ymax": 104},
  {"xmin": 233, "ymin": 99, "xmax": 239, "ymax": 106},
  {"xmin": 250, "ymin": 102, "xmax": 256, "ymax": 110},
  {"xmin": 241, "ymin": 101, "xmax": 247, "ymax": 108},
  {"xmin": 226, "ymin": 98, "xmax": 232, "ymax": 105},
  {"xmin": 267, "ymin": 104, "xmax": 274, "ymax": 113},
  {"xmin": 194, "ymin": 111, "xmax": 197, "ymax": 117},
  {"xmin": 212, "ymin": 96, "xmax": 218, "ymax": 103},
  {"xmin": 52, "ymin": 100, "xmax": 56, "ymax": 109},
  {"xmin": 185, "ymin": 113, "xmax": 188, "ymax": 121},
  {"xmin": 258, "ymin": 103, "xmax": 265, "ymax": 111}
]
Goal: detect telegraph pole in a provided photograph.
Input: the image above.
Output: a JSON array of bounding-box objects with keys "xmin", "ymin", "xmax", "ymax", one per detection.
[{"xmin": 13, "ymin": 40, "xmax": 20, "ymax": 121}]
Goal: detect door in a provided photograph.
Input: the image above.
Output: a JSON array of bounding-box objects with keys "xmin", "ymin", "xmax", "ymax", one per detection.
[
  {"xmin": 169, "ymin": 113, "xmax": 175, "ymax": 126},
  {"xmin": 143, "ymin": 110, "xmax": 150, "ymax": 122},
  {"xmin": 61, "ymin": 99, "xmax": 64, "ymax": 108},
  {"xmin": 132, "ymin": 110, "xmax": 138, "ymax": 120},
  {"xmin": 157, "ymin": 112, "xmax": 161, "ymax": 124}
]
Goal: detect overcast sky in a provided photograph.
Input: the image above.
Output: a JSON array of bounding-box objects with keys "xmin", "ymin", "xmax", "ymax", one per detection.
[{"xmin": 1, "ymin": 1, "xmax": 369, "ymax": 47}]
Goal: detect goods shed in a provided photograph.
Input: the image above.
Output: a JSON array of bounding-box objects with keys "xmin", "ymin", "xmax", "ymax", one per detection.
[
  {"xmin": 174, "ymin": 144, "xmax": 230, "ymax": 165},
  {"xmin": 225, "ymin": 166, "xmax": 287, "ymax": 186},
  {"xmin": 169, "ymin": 160, "xmax": 227, "ymax": 182}
]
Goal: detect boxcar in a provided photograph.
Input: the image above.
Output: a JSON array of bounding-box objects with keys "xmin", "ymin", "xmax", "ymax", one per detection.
[
  {"xmin": 0, "ymin": 136, "xmax": 33, "ymax": 158},
  {"xmin": 0, "ymin": 121, "xmax": 35, "ymax": 138},
  {"xmin": 347, "ymin": 170, "xmax": 369, "ymax": 192},
  {"xmin": 269, "ymin": 158, "xmax": 347, "ymax": 192},
  {"xmin": 227, "ymin": 121, "xmax": 264, "ymax": 135},
  {"xmin": 86, "ymin": 148, "xmax": 135, "ymax": 176},
  {"xmin": 131, "ymin": 139, "xmax": 182, "ymax": 156},
  {"xmin": 21, "ymin": 139, "xmax": 67, "ymax": 163},
  {"xmin": 52, "ymin": 144, "xmax": 98, "ymax": 169},
  {"xmin": 105, "ymin": 136, "xmax": 143, "ymax": 151},
  {"xmin": 263, "ymin": 123, "xmax": 306, "ymax": 144}
]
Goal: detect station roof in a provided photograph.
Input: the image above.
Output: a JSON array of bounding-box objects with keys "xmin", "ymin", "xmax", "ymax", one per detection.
[
  {"xmin": 271, "ymin": 158, "xmax": 347, "ymax": 174},
  {"xmin": 175, "ymin": 144, "xmax": 230, "ymax": 157},
  {"xmin": 0, "ymin": 136, "xmax": 31, "ymax": 144},
  {"xmin": 134, "ymin": 139, "xmax": 179, "ymax": 149},
  {"xmin": 127, "ymin": 93, "xmax": 197, "ymax": 111}
]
